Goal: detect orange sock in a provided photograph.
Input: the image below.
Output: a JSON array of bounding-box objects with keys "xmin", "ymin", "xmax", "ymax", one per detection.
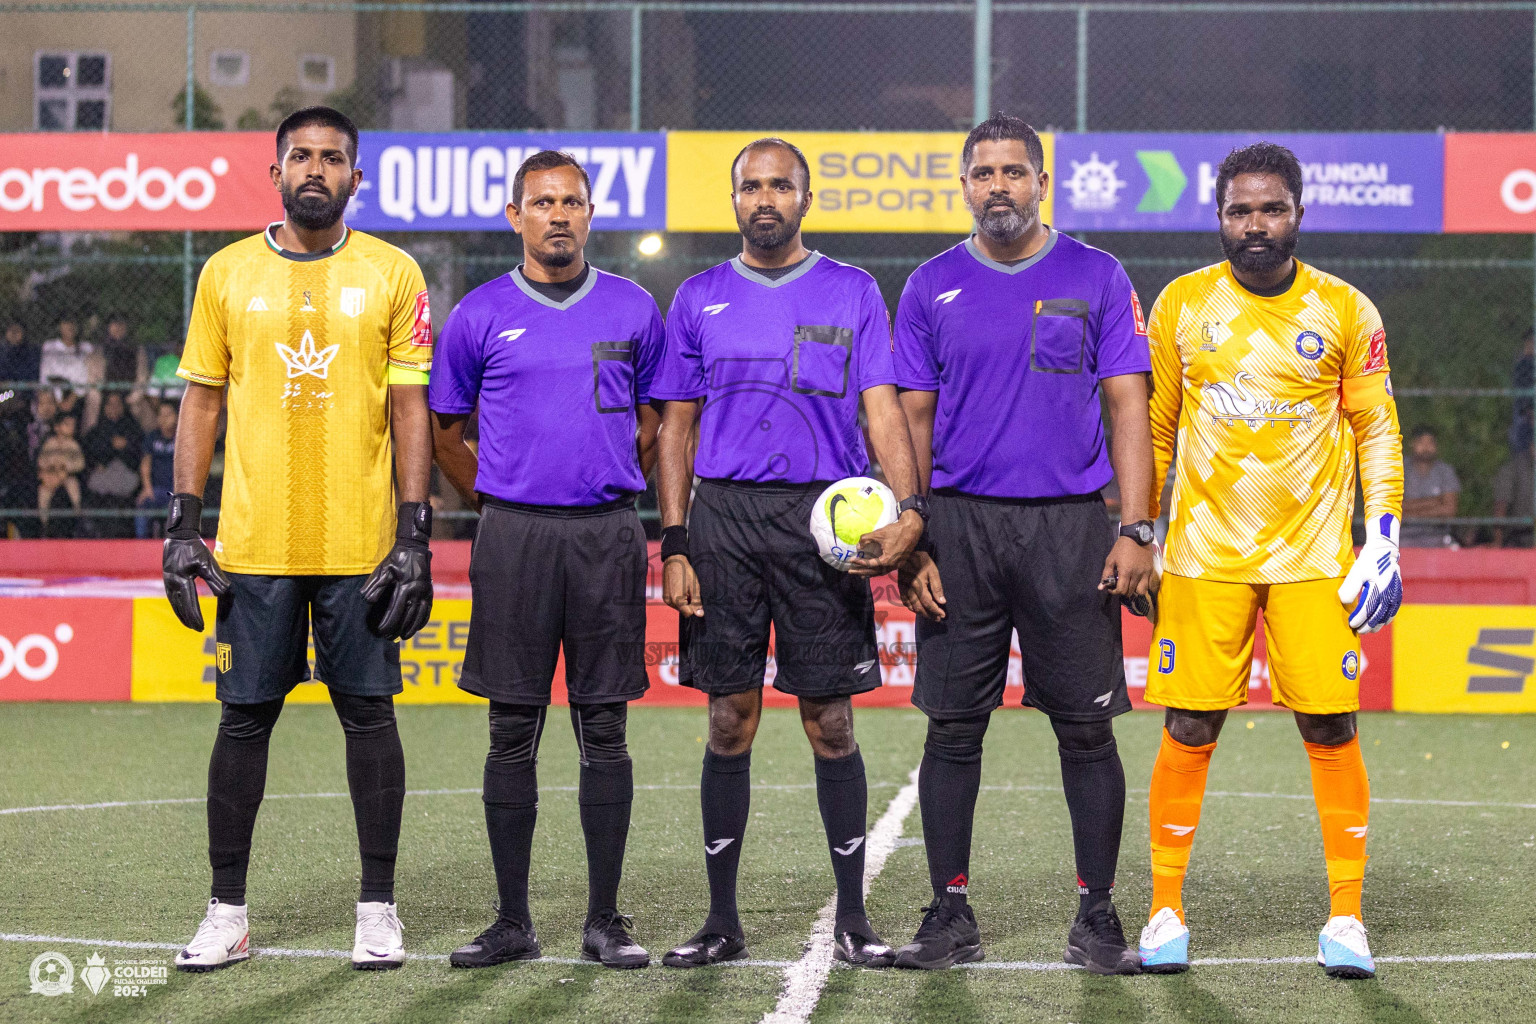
[
  {"xmin": 1148, "ymin": 729, "xmax": 1216, "ymax": 923},
  {"xmin": 1305, "ymin": 736, "xmax": 1370, "ymax": 921}
]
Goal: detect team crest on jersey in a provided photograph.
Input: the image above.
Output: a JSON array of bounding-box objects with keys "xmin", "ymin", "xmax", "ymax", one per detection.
[
  {"xmin": 1384, "ymin": 374, "xmax": 1393, "ymax": 397},
  {"xmin": 340, "ymin": 287, "xmax": 366, "ymax": 318},
  {"xmin": 1294, "ymin": 330, "xmax": 1325, "ymax": 361},
  {"xmin": 1362, "ymin": 328, "xmax": 1387, "ymax": 374},
  {"xmin": 1341, "ymin": 651, "xmax": 1360, "ymax": 680},
  {"xmin": 411, "ymin": 290, "xmax": 433, "ymax": 347}
]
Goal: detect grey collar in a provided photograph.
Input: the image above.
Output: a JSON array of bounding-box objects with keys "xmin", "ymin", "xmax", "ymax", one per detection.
[
  {"xmin": 728, "ymin": 250, "xmax": 823, "ymax": 288},
  {"xmin": 510, "ymin": 264, "xmax": 600, "ymax": 310},
  {"xmin": 963, "ymin": 230, "xmax": 1057, "ymax": 275}
]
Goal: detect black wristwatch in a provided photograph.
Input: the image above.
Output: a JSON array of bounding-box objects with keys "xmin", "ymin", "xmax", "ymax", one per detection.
[
  {"xmin": 897, "ymin": 493, "xmax": 930, "ymax": 523},
  {"xmin": 1119, "ymin": 520, "xmax": 1156, "ymax": 545}
]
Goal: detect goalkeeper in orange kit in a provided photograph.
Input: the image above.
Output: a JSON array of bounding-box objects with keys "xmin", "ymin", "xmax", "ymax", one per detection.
[{"xmin": 1135, "ymin": 143, "xmax": 1403, "ymax": 979}]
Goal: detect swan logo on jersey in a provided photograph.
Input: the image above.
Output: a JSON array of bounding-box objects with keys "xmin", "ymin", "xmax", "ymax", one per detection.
[
  {"xmin": 1201, "ymin": 371, "xmax": 1315, "ymax": 428},
  {"xmin": 1295, "ymin": 330, "xmax": 1325, "ymax": 361},
  {"xmin": 1342, "ymin": 651, "xmax": 1360, "ymax": 680}
]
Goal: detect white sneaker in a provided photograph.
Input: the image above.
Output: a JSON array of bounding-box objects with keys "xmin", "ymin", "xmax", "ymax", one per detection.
[
  {"xmin": 174, "ymin": 898, "xmax": 250, "ymax": 972},
  {"xmin": 1318, "ymin": 915, "xmax": 1375, "ymax": 979},
  {"xmin": 353, "ymin": 901, "xmax": 405, "ymax": 970},
  {"xmin": 1138, "ymin": 906, "xmax": 1190, "ymax": 974}
]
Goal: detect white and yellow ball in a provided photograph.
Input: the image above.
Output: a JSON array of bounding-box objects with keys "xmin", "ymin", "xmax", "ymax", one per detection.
[{"xmin": 809, "ymin": 476, "xmax": 898, "ymax": 571}]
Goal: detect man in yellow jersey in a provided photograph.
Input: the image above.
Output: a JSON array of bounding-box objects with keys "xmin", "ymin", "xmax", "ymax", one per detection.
[
  {"xmin": 161, "ymin": 107, "xmax": 435, "ymax": 973},
  {"xmin": 1135, "ymin": 143, "xmax": 1403, "ymax": 979}
]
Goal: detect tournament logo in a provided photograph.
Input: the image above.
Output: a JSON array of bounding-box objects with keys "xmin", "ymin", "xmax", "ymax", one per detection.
[
  {"xmin": 1063, "ymin": 153, "xmax": 1128, "ymax": 212},
  {"xmin": 1362, "ymin": 327, "xmax": 1388, "ymax": 374},
  {"xmin": 1295, "ymin": 330, "xmax": 1325, "ymax": 361},
  {"xmin": 80, "ymin": 954, "xmax": 111, "ymax": 996},
  {"xmin": 30, "ymin": 951, "xmax": 73, "ymax": 996},
  {"xmin": 1341, "ymin": 651, "xmax": 1360, "ymax": 681}
]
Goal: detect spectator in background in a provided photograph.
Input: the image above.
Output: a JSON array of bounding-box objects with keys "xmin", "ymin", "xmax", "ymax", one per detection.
[
  {"xmin": 1, "ymin": 319, "xmax": 40, "ymax": 384},
  {"xmin": 82, "ymin": 390, "xmax": 143, "ymax": 537},
  {"xmin": 100, "ymin": 313, "xmax": 145, "ymax": 386},
  {"xmin": 38, "ymin": 315, "xmax": 98, "ymax": 389},
  {"xmin": 1492, "ymin": 444, "xmax": 1534, "ymax": 548},
  {"xmin": 26, "ymin": 389, "xmax": 57, "ymax": 464},
  {"xmin": 31, "ymin": 412, "xmax": 85, "ymax": 538},
  {"xmin": 137, "ymin": 399, "xmax": 178, "ymax": 538},
  {"xmin": 1400, "ymin": 425, "xmax": 1461, "ymax": 547}
]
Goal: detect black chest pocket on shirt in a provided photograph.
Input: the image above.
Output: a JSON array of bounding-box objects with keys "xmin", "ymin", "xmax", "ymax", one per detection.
[
  {"xmin": 592, "ymin": 340, "xmax": 633, "ymax": 414},
  {"xmin": 791, "ymin": 324, "xmax": 853, "ymax": 398},
  {"xmin": 1030, "ymin": 298, "xmax": 1090, "ymax": 374}
]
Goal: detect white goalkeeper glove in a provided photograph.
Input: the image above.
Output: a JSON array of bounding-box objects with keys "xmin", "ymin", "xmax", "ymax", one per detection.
[{"xmin": 1337, "ymin": 513, "xmax": 1403, "ymax": 634}]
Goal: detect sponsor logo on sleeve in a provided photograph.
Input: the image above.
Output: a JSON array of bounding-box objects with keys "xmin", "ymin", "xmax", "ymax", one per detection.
[
  {"xmin": 1131, "ymin": 291, "xmax": 1148, "ymax": 335},
  {"xmin": 411, "ymin": 290, "xmax": 432, "ymax": 347},
  {"xmin": 1362, "ymin": 327, "xmax": 1387, "ymax": 374}
]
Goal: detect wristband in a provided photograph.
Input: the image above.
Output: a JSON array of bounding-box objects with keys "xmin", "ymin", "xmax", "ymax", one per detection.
[
  {"xmin": 661, "ymin": 525, "xmax": 689, "ymax": 561},
  {"xmin": 166, "ymin": 493, "xmax": 203, "ymax": 539},
  {"xmin": 396, "ymin": 501, "xmax": 432, "ymax": 547}
]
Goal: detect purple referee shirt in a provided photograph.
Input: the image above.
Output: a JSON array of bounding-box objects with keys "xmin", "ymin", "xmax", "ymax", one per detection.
[
  {"xmin": 650, "ymin": 252, "xmax": 896, "ymax": 484},
  {"xmin": 894, "ymin": 231, "xmax": 1151, "ymax": 499},
  {"xmin": 429, "ymin": 266, "xmax": 664, "ymax": 506}
]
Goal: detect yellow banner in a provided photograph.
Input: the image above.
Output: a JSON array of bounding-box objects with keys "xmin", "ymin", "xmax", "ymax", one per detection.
[
  {"xmin": 130, "ymin": 597, "xmax": 483, "ymax": 704},
  {"xmin": 1392, "ymin": 605, "xmax": 1536, "ymax": 712},
  {"xmin": 666, "ymin": 131, "xmax": 1054, "ymax": 233}
]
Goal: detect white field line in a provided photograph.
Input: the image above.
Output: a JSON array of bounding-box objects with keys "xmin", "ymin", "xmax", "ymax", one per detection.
[
  {"xmin": 977, "ymin": 784, "xmax": 1536, "ymax": 812},
  {"xmin": 760, "ymin": 766, "xmax": 922, "ymax": 1024},
  {"xmin": 0, "ymin": 782, "xmax": 906, "ymax": 818}
]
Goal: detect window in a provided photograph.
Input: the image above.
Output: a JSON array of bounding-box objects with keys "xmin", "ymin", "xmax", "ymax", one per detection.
[
  {"xmin": 34, "ymin": 51, "xmax": 111, "ymax": 130},
  {"xmin": 299, "ymin": 54, "xmax": 335, "ymax": 92},
  {"xmin": 209, "ymin": 50, "xmax": 250, "ymax": 88}
]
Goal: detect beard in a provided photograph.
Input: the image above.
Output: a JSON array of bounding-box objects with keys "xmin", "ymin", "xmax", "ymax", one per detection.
[
  {"xmin": 528, "ymin": 240, "xmax": 578, "ymax": 269},
  {"xmin": 972, "ymin": 194, "xmax": 1035, "ymax": 244},
  {"xmin": 1221, "ymin": 226, "xmax": 1298, "ymax": 276},
  {"xmin": 280, "ymin": 179, "xmax": 350, "ymax": 231},
  {"xmin": 737, "ymin": 207, "xmax": 800, "ymax": 252}
]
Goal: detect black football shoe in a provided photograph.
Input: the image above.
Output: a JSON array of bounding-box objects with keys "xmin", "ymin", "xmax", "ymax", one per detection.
[
  {"xmin": 662, "ymin": 925, "xmax": 748, "ymax": 968},
  {"xmin": 892, "ymin": 899, "xmax": 984, "ymax": 970},
  {"xmin": 581, "ymin": 911, "xmax": 650, "ymax": 969},
  {"xmin": 450, "ymin": 917, "xmax": 541, "ymax": 968},
  {"xmin": 1065, "ymin": 900, "xmax": 1142, "ymax": 976},
  {"xmin": 832, "ymin": 913, "xmax": 895, "ymax": 968}
]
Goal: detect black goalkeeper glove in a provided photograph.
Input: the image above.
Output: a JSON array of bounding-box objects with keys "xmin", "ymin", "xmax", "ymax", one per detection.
[
  {"xmin": 361, "ymin": 502, "xmax": 434, "ymax": 641},
  {"xmin": 162, "ymin": 493, "xmax": 231, "ymax": 632}
]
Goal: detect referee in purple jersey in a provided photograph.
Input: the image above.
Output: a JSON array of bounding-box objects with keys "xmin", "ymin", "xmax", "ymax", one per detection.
[
  {"xmin": 652, "ymin": 138, "xmax": 928, "ymax": 968},
  {"xmin": 431, "ymin": 151, "xmax": 664, "ymax": 970},
  {"xmin": 891, "ymin": 116, "xmax": 1157, "ymax": 973}
]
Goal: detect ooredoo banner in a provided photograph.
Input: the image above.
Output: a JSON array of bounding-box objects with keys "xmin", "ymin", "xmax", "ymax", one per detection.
[
  {"xmin": 0, "ymin": 132, "xmax": 277, "ymax": 231},
  {"xmin": 0, "ymin": 597, "xmax": 131, "ymax": 700},
  {"xmin": 1443, "ymin": 133, "xmax": 1536, "ymax": 232}
]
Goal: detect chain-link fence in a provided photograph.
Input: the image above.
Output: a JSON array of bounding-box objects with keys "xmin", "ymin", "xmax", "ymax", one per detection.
[{"xmin": 2, "ymin": 1, "xmax": 1534, "ymax": 544}]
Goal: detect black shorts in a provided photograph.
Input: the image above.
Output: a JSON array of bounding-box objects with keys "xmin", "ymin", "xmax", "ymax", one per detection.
[
  {"xmin": 680, "ymin": 479, "xmax": 880, "ymax": 699},
  {"xmin": 460, "ymin": 497, "xmax": 649, "ymax": 706},
  {"xmin": 913, "ymin": 490, "xmax": 1131, "ymax": 722},
  {"xmin": 214, "ymin": 573, "xmax": 402, "ymax": 704}
]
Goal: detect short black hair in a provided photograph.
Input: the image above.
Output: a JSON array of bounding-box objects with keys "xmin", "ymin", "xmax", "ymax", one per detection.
[
  {"xmin": 731, "ymin": 137, "xmax": 811, "ymax": 190},
  {"xmin": 276, "ymin": 106, "xmax": 359, "ymax": 165},
  {"xmin": 962, "ymin": 114, "xmax": 1045, "ymax": 175},
  {"xmin": 1410, "ymin": 425, "xmax": 1438, "ymax": 442},
  {"xmin": 512, "ymin": 150, "xmax": 591, "ymax": 206},
  {"xmin": 1215, "ymin": 142, "xmax": 1304, "ymax": 211}
]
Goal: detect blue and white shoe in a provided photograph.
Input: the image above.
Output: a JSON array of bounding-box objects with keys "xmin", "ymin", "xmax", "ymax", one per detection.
[
  {"xmin": 1318, "ymin": 915, "xmax": 1375, "ymax": 979},
  {"xmin": 1138, "ymin": 907, "xmax": 1190, "ymax": 974}
]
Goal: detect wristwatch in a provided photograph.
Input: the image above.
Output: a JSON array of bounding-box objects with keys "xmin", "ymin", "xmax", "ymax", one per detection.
[
  {"xmin": 897, "ymin": 494, "xmax": 930, "ymax": 522},
  {"xmin": 1119, "ymin": 520, "xmax": 1156, "ymax": 545}
]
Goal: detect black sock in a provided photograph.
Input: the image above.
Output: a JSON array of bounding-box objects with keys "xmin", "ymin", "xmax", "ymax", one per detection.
[
  {"xmin": 815, "ymin": 749, "xmax": 868, "ymax": 921},
  {"xmin": 701, "ymin": 747, "xmax": 750, "ymax": 935},
  {"xmin": 1058, "ymin": 737, "xmax": 1126, "ymax": 918},
  {"xmin": 918, "ymin": 715, "xmax": 989, "ymax": 907},
  {"xmin": 333, "ymin": 693, "xmax": 405, "ymax": 904},
  {"xmin": 484, "ymin": 760, "xmax": 538, "ymax": 925},
  {"xmin": 207, "ymin": 699, "xmax": 284, "ymax": 904},
  {"xmin": 579, "ymin": 758, "xmax": 633, "ymax": 922}
]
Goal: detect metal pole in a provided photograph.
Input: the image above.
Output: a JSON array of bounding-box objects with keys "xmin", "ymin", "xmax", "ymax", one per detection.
[
  {"xmin": 972, "ymin": 0, "xmax": 992, "ymax": 127},
  {"xmin": 183, "ymin": 4, "xmax": 195, "ymax": 342},
  {"xmin": 1075, "ymin": 4, "xmax": 1088, "ymax": 131},
  {"xmin": 630, "ymin": 3, "xmax": 642, "ymax": 131}
]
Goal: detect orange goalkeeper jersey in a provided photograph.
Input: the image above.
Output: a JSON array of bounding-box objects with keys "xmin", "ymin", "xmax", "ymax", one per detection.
[{"xmin": 1147, "ymin": 260, "xmax": 1402, "ymax": 584}]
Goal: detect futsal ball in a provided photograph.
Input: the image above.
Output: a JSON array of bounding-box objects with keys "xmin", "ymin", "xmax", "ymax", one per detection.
[{"xmin": 809, "ymin": 476, "xmax": 899, "ymax": 571}]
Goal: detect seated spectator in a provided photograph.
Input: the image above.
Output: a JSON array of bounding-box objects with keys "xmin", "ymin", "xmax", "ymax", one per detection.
[
  {"xmin": 38, "ymin": 412, "xmax": 86, "ymax": 476},
  {"xmin": 137, "ymin": 400, "xmax": 178, "ymax": 538},
  {"xmin": 1, "ymin": 319, "xmax": 40, "ymax": 384},
  {"xmin": 1492, "ymin": 445, "xmax": 1534, "ymax": 548},
  {"xmin": 1401, "ymin": 426, "xmax": 1461, "ymax": 548},
  {"xmin": 27, "ymin": 390, "xmax": 58, "ymax": 464},
  {"xmin": 82, "ymin": 391, "xmax": 143, "ymax": 537},
  {"xmin": 38, "ymin": 315, "xmax": 99, "ymax": 390},
  {"xmin": 100, "ymin": 313, "xmax": 145, "ymax": 386},
  {"xmin": 33, "ymin": 451, "xmax": 82, "ymax": 539}
]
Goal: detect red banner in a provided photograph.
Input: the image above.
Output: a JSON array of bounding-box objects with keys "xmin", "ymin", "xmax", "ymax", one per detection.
[
  {"xmin": 1443, "ymin": 133, "xmax": 1536, "ymax": 233},
  {"xmin": 0, "ymin": 132, "xmax": 277, "ymax": 230},
  {"xmin": 0, "ymin": 598, "xmax": 131, "ymax": 700}
]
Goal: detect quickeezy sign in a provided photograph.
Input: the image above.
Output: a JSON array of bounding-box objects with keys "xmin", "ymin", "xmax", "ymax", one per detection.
[
  {"xmin": 348, "ymin": 131, "xmax": 666, "ymax": 231},
  {"xmin": 1053, "ymin": 133, "xmax": 1443, "ymax": 233}
]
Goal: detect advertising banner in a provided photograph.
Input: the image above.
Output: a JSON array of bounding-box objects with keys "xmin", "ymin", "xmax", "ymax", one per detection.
[
  {"xmin": 0, "ymin": 132, "xmax": 277, "ymax": 231},
  {"xmin": 665, "ymin": 131, "xmax": 1054, "ymax": 233},
  {"xmin": 1053, "ymin": 133, "xmax": 1442, "ymax": 233},
  {"xmin": 1443, "ymin": 133, "xmax": 1536, "ymax": 233},
  {"xmin": 348, "ymin": 132, "xmax": 666, "ymax": 232},
  {"xmin": 1392, "ymin": 605, "xmax": 1536, "ymax": 712},
  {"xmin": 0, "ymin": 597, "xmax": 130, "ymax": 700}
]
